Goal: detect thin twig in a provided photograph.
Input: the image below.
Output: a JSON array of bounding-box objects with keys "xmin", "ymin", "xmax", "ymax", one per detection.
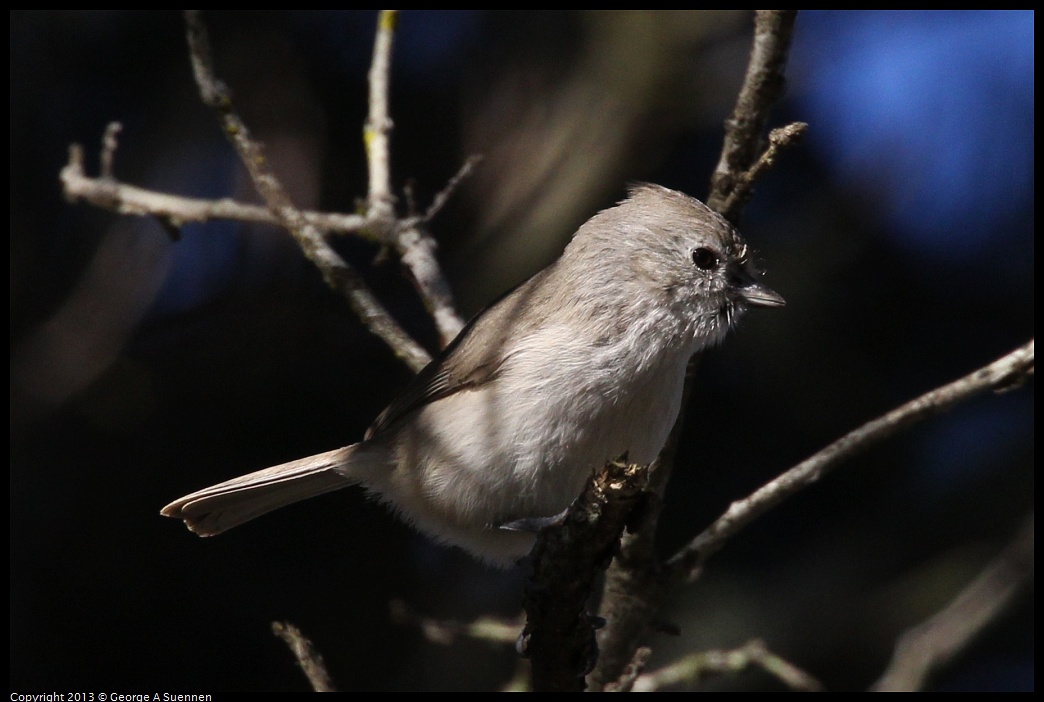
[
  {"xmin": 272, "ymin": 621, "xmax": 336, "ymax": 692},
  {"xmin": 719, "ymin": 121, "xmax": 808, "ymax": 216},
  {"xmin": 669, "ymin": 340, "xmax": 1034, "ymax": 582},
  {"xmin": 601, "ymin": 646, "xmax": 652, "ymax": 692},
  {"xmin": 365, "ymin": 10, "xmax": 397, "ymax": 222},
  {"xmin": 62, "ymin": 127, "xmax": 468, "ymax": 346},
  {"xmin": 392, "ymin": 155, "xmax": 484, "ymax": 344},
  {"xmin": 100, "ymin": 121, "xmax": 122, "ymax": 179},
  {"xmin": 630, "ymin": 639, "xmax": 823, "ymax": 692},
  {"xmin": 183, "ymin": 10, "xmax": 431, "ymax": 372},
  {"xmin": 871, "ymin": 514, "xmax": 1034, "ymax": 692},
  {"xmin": 390, "ymin": 157, "xmax": 481, "ymax": 346},
  {"xmin": 394, "ymin": 222, "xmax": 465, "ymax": 344},
  {"xmin": 363, "ymin": 10, "xmax": 466, "ymax": 345},
  {"xmin": 708, "ymin": 10, "xmax": 799, "ymax": 221},
  {"xmin": 389, "ymin": 599, "xmax": 522, "ymax": 646},
  {"xmin": 61, "ymin": 142, "xmax": 368, "ymax": 231},
  {"xmin": 423, "ymin": 155, "xmax": 483, "ymax": 224},
  {"xmin": 64, "ymin": 14, "xmax": 466, "ymax": 358}
]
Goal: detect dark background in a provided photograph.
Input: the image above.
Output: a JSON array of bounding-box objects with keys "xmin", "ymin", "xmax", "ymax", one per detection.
[{"xmin": 11, "ymin": 11, "xmax": 1033, "ymax": 691}]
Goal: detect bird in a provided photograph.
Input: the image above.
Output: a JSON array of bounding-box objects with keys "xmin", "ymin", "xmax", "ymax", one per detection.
[{"xmin": 161, "ymin": 183, "xmax": 785, "ymax": 565}]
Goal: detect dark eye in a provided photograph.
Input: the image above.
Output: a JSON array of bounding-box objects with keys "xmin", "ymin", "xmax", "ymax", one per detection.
[{"xmin": 691, "ymin": 247, "xmax": 720, "ymax": 271}]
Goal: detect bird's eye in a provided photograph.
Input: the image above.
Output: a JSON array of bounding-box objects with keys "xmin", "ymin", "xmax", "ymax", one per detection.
[{"xmin": 691, "ymin": 247, "xmax": 720, "ymax": 271}]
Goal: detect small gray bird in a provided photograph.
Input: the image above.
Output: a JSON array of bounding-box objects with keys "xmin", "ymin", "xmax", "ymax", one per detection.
[{"xmin": 162, "ymin": 184, "xmax": 784, "ymax": 565}]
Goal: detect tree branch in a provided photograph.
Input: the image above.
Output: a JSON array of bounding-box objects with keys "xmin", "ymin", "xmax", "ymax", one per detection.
[
  {"xmin": 668, "ymin": 339, "xmax": 1034, "ymax": 582},
  {"xmin": 183, "ymin": 10, "xmax": 433, "ymax": 372},
  {"xmin": 522, "ymin": 459, "xmax": 650, "ymax": 691},
  {"xmin": 708, "ymin": 10, "xmax": 799, "ymax": 221},
  {"xmin": 360, "ymin": 11, "xmax": 466, "ymax": 345},
  {"xmin": 629, "ymin": 639, "xmax": 823, "ymax": 692},
  {"xmin": 61, "ymin": 139, "xmax": 370, "ymax": 232},
  {"xmin": 719, "ymin": 121, "xmax": 808, "ymax": 217},
  {"xmin": 272, "ymin": 620, "xmax": 336, "ymax": 692},
  {"xmin": 365, "ymin": 10, "xmax": 397, "ymax": 222},
  {"xmin": 389, "ymin": 599, "xmax": 522, "ymax": 647},
  {"xmin": 871, "ymin": 513, "xmax": 1034, "ymax": 692}
]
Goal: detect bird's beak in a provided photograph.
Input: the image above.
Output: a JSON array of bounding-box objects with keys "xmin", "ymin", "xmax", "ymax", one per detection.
[
  {"xmin": 739, "ymin": 280, "xmax": 785, "ymax": 308},
  {"xmin": 730, "ymin": 266, "xmax": 786, "ymax": 308}
]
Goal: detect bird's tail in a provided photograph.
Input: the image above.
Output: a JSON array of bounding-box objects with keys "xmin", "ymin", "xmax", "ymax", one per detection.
[{"xmin": 161, "ymin": 444, "xmax": 372, "ymax": 536}]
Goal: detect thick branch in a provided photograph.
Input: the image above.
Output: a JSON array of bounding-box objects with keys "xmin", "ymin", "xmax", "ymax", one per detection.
[{"xmin": 522, "ymin": 460, "xmax": 649, "ymax": 692}]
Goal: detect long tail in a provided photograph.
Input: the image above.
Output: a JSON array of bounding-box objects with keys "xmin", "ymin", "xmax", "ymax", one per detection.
[{"xmin": 161, "ymin": 445, "xmax": 365, "ymax": 536}]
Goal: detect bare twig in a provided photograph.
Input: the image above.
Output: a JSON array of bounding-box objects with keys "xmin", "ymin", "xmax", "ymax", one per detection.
[
  {"xmin": 422, "ymin": 154, "xmax": 482, "ymax": 224},
  {"xmin": 669, "ymin": 340, "xmax": 1034, "ymax": 582},
  {"xmin": 601, "ymin": 646, "xmax": 652, "ymax": 692},
  {"xmin": 362, "ymin": 10, "xmax": 464, "ymax": 345},
  {"xmin": 390, "ymin": 155, "xmax": 482, "ymax": 344},
  {"xmin": 393, "ymin": 221, "xmax": 465, "ymax": 344},
  {"xmin": 392, "ymin": 155, "xmax": 482, "ymax": 345},
  {"xmin": 871, "ymin": 514, "xmax": 1034, "ymax": 692},
  {"xmin": 365, "ymin": 10, "xmax": 397, "ymax": 221},
  {"xmin": 630, "ymin": 639, "xmax": 823, "ymax": 692},
  {"xmin": 183, "ymin": 10, "xmax": 431, "ymax": 372},
  {"xmin": 62, "ymin": 132, "xmax": 468, "ymax": 347},
  {"xmin": 719, "ymin": 121, "xmax": 808, "ymax": 216},
  {"xmin": 708, "ymin": 10, "xmax": 799, "ymax": 221},
  {"xmin": 389, "ymin": 599, "xmax": 522, "ymax": 647},
  {"xmin": 272, "ymin": 621, "xmax": 336, "ymax": 692},
  {"xmin": 61, "ymin": 141, "xmax": 369, "ymax": 231},
  {"xmin": 63, "ymin": 13, "xmax": 467, "ymax": 358}
]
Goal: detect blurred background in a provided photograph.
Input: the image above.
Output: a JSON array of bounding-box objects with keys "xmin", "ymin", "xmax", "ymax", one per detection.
[{"xmin": 10, "ymin": 10, "xmax": 1033, "ymax": 691}]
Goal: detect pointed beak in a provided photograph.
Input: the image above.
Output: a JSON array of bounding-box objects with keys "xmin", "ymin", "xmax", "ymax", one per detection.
[
  {"xmin": 739, "ymin": 280, "xmax": 785, "ymax": 308},
  {"xmin": 730, "ymin": 266, "xmax": 786, "ymax": 308}
]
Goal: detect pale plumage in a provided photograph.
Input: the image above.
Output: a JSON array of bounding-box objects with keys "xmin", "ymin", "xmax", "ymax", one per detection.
[{"xmin": 162, "ymin": 184, "xmax": 784, "ymax": 565}]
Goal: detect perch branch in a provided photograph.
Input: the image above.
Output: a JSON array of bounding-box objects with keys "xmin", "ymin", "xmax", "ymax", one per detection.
[{"xmin": 523, "ymin": 459, "xmax": 650, "ymax": 691}]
